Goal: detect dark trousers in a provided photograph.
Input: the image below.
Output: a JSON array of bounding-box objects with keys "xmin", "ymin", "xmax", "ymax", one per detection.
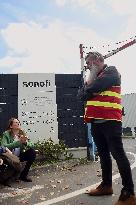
[
  {"xmin": 19, "ymin": 148, "xmax": 36, "ymax": 178},
  {"xmin": 0, "ymin": 162, "xmax": 18, "ymax": 183},
  {"xmin": 91, "ymin": 121, "xmax": 134, "ymax": 194}
]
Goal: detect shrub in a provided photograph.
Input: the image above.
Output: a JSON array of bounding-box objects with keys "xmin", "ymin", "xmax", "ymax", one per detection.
[{"xmin": 34, "ymin": 138, "xmax": 73, "ymax": 163}]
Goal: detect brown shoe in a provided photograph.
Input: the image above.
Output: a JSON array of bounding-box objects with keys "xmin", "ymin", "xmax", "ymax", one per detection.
[
  {"xmin": 114, "ymin": 196, "xmax": 136, "ymax": 205},
  {"xmin": 86, "ymin": 183, "xmax": 113, "ymax": 196}
]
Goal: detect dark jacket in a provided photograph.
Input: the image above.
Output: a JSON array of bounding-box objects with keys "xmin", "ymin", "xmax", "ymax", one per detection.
[{"xmin": 77, "ymin": 65, "xmax": 121, "ymax": 101}]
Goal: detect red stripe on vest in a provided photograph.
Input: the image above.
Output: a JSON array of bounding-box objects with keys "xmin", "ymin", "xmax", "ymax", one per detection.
[
  {"xmin": 84, "ymin": 105, "xmax": 122, "ymax": 123},
  {"xmin": 106, "ymin": 86, "xmax": 121, "ymax": 93},
  {"xmin": 87, "ymin": 95, "xmax": 121, "ymax": 104}
]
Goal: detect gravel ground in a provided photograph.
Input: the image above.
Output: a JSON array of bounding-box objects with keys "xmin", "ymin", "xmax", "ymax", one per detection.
[{"xmin": 0, "ymin": 138, "xmax": 136, "ymax": 205}]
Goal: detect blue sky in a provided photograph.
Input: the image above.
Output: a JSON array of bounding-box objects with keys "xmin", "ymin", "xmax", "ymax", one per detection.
[{"xmin": 0, "ymin": 0, "xmax": 136, "ymax": 93}]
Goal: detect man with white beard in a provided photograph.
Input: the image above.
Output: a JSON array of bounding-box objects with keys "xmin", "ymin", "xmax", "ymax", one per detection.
[
  {"xmin": 77, "ymin": 51, "xmax": 136, "ymax": 205},
  {"xmin": 84, "ymin": 66, "xmax": 98, "ymax": 85}
]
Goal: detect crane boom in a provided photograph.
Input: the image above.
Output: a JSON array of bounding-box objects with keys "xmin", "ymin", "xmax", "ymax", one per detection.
[{"xmin": 103, "ymin": 39, "xmax": 136, "ymax": 59}]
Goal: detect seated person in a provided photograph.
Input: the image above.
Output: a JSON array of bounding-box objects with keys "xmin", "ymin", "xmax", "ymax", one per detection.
[
  {"xmin": 0, "ymin": 146, "xmax": 20, "ymax": 186},
  {"xmin": 0, "ymin": 146, "xmax": 5, "ymax": 166},
  {"xmin": 1, "ymin": 118, "xmax": 36, "ymax": 182}
]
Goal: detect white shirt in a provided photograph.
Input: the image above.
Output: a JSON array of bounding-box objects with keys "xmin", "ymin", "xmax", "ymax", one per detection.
[{"xmin": 12, "ymin": 135, "xmax": 21, "ymax": 157}]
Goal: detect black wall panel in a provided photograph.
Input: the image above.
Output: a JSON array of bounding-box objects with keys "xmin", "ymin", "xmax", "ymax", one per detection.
[
  {"xmin": 56, "ymin": 74, "xmax": 87, "ymax": 148},
  {"xmin": 0, "ymin": 74, "xmax": 18, "ymax": 135}
]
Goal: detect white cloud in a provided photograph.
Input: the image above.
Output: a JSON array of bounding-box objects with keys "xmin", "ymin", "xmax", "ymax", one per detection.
[
  {"xmin": 0, "ymin": 56, "xmax": 21, "ymax": 67},
  {"xmin": 105, "ymin": 0, "xmax": 136, "ymax": 39},
  {"xmin": 106, "ymin": 0, "xmax": 136, "ymax": 15},
  {"xmin": 55, "ymin": 0, "xmax": 66, "ymax": 7},
  {"xmin": 71, "ymin": 0, "xmax": 96, "ymax": 9},
  {"xmin": 67, "ymin": 0, "xmax": 136, "ymax": 16},
  {"xmin": 0, "ymin": 16, "xmax": 136, "ymax": 94},
  {"xmin": 0, "ymin": 19, "xmax": 109, "ymax": 74},
  {"xmin": 55, "ymin": 0, "xmax": 99, "ymax": 14}
]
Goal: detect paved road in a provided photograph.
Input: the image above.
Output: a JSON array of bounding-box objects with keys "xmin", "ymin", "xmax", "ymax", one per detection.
[{"xmin": 0, "ymin": 138, "xmax": 136, "ymax": 205}]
